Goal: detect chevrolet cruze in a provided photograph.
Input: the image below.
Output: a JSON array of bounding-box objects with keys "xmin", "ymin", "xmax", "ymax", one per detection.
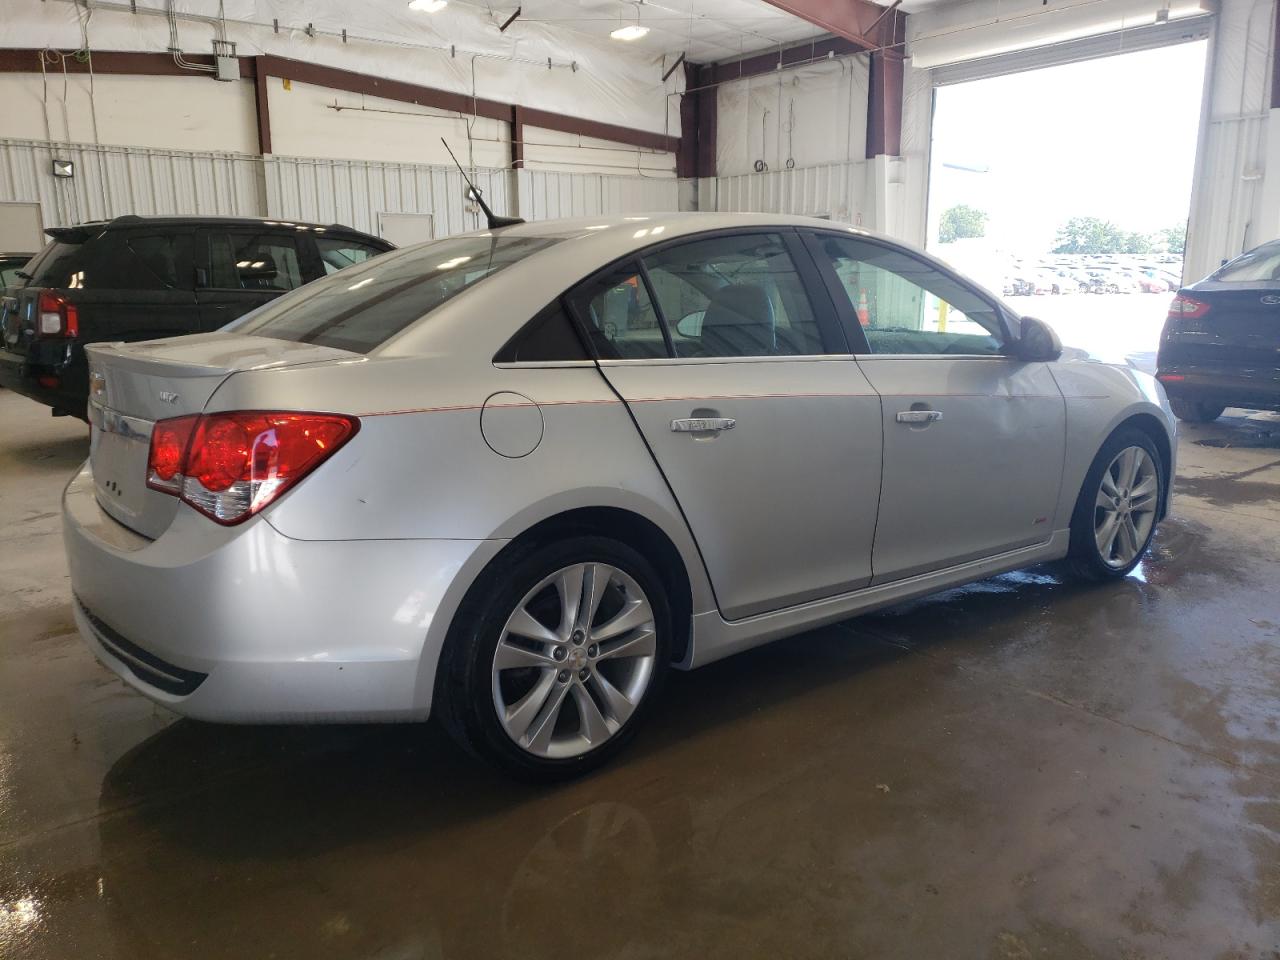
[{"xmin": 63, "ymin": 213, "xmax": 1176, "ymax": 779}]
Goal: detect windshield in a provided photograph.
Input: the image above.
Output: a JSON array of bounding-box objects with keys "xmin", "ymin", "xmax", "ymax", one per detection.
[
  {"xmin": 237, "ymin": 234, "xmax": 558, "ymax": 353},
  {"xmin": 1213, "ymin": 241, "xmax": 1280, "ymax": 283}
]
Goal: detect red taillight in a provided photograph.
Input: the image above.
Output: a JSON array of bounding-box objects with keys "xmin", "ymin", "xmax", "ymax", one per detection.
[
  {"xmin": 146, "ymin": 411, "xmax": 358, "ymax": 524},
  {"xmin": 1167, "ymin": 294, "xmax": 1209, "ymax": 320},
  {"xmin": 37, "ymin": 291, "xmax": 78, "ymax": 338}
]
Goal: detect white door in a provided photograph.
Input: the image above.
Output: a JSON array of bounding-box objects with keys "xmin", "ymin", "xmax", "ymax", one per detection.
[
  {"xmin": 568, "ymin": 230, "xmax": 884, "ymax": 621},
  {"xmin": 808, "ymin": 232, "xmax": 1066, "ymax": 583}
]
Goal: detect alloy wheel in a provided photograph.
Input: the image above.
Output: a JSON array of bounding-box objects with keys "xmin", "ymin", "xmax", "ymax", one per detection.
[
  {"xmin": 1093, "ymin": 446, "xmax": 1158, "ymax": 568},
  {"xmin": 491, "ymin": 563, "xmax": 657, "ymax": 759}
]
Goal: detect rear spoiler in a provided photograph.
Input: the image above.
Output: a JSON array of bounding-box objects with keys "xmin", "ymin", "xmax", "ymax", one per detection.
[{"xmin": 44, "ymin": 225, "xmax": 103, "ymax": 244}]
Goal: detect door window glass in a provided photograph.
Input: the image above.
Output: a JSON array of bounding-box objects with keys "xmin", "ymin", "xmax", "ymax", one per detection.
[
  {"xmin": 816, "ymin": 235, "xmax": 1004, "ymax": 355},
  {"xmin": 316, "ymin": 237, "xmax": 387, "ymax": 275},
  {"xmin": 567, "ymin": 264, "xmax": 667, "ymax": 360},
  {"xmin": 207, "ymin": 233, "xmax": 304, "ymax": 291},
  {"xmin": 642, "ymin": 233, "xmax": 828, "ymax": 357}
]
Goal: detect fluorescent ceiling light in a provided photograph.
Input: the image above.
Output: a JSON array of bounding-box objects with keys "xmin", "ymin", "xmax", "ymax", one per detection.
[
  {"xmin": 407, "ymin": 0, "xmax": 447, "ymax": 12},
  {"xmin": 610, "ymin": 24, "xmax": 650, "ymax": 41}
]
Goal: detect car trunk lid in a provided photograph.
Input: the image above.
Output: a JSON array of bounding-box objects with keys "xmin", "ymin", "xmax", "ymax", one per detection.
[
  {"xmin": 87, "ymin": 334, "xmax": 359, "ymax": 538},
  {"xmin": 1162, "ymin": 284, "xmax": 1280, "ymax": 368}
]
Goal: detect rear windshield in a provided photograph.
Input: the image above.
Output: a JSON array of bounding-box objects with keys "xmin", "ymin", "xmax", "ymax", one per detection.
[
  {"xmin": 235, "ymin": 235, "xmax": 558, "ymax": 354},
  {"xmin": 23, "ymin": 231, "xmax": 194, "ymax": 291},
  {"xmin": 1214, "ymin": 241, "xmax": 1280, "ymax": 283}
]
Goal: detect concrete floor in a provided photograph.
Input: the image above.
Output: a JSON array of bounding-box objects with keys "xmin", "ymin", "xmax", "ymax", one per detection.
[{"xmin": 1, "ymin": 387, "xmax": 1279, "ymax": 960}]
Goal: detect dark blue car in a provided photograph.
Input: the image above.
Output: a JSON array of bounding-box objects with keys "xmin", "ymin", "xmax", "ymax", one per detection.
[{"xmin": 1157, "ymin": 239, "xmax": 1280, "ymax": 422}]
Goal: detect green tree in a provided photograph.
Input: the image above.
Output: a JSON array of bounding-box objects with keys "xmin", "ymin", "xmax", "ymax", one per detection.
[
  {"xmin": 1122, "ymin": 232, "xmax": 1153, "ymax": 254},
  {"xmin": 938, "ymin": 204, "xmax": 988, "ymax": 243},
  {"xmin": 1053, "ymin": 216, "xmax": 1127, "ymax": 254},
  {"xmin": 1159, "ymin": 221, "xmax": 1187, "ymax": 255}
]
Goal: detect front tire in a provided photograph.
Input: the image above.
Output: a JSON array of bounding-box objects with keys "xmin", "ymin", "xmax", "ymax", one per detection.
[
  {"xmin": 1169, "ymin": 398, "xmax": 1225, "ymax": 423},
  {"xmin": 435, "ymin": 536, "xmax": 670, "ymax": 781},
  {"xmin": 1067, "ymin": 428, "xmax": 1164, "ymax": 580}
]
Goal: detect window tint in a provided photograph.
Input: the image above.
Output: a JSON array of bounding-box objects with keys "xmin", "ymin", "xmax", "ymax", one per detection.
[
  {"xmin": 567, "ymin": 263, "xmax": 668, "ymax": 360},
  {"xmin": 1, "ymin": 259, "xmax": 32, "ymax": 289},
  {"xmin": 495, "ymin": 300, "xmax": 588, "ymax": 363},
  {"xmin": 238, "ymin": 235, "xmax": 558, "ymax": 354},
  {"xmin": 208, "ymin": 232, "xmax": 304, "ymax": 291},
  {"xmin": 25, "ymin": 233, "xmax": 193, "ymax": 291},
  {"xmin": 1213, "ymin": 241, "xmax": 1280, "ymax": 282},
  {"xmin": 641, "ymin": 233, "xmax": 828, "ymax": 358},
  {"xmin": 316, "ymin": 237, "xmax": 387, "ymax": 276},
  {"xmin": 816, "ymin": 235, "xmax": 1004, "ymax": 355}
]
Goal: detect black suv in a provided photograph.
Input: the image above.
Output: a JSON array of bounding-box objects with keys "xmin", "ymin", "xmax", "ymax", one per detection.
[
  {"xmin": 0, "ymin": 216, "xmax": 393, "ymax": 417},
  {"xmin": 1157, "ymin": 238, "xmax": 1280, "ymax": 422}
]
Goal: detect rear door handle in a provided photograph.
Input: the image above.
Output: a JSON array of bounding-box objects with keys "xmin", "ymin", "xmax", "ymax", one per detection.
[
  {"xmin": 671, "ymin": 417, "xmax": 736, "ymax": 434},
  {"xmin": 896, "ymin": 410, "xmax": 942, "ymax": 424}
]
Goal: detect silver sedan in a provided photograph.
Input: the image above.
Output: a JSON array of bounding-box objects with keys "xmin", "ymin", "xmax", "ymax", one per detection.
[{"xmin": 63, "ymin": 213, "xmax": 1176, "ymax": 779}]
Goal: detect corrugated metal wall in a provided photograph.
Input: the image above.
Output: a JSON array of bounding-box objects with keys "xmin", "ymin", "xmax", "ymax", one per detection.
[
  {"xmin": 702, "ymin": 161, "xmax": 871, "ymax": 226},
  {"xmin": 516, "ymin": 169, "xmax": 679, "ymax": 221},
  {"xmin": 1184, "ymin": 113, "xmax": 1269, "ymax": 284},
  {"xmin": 0, "ymin": 138, "xmax": 264, "ymax": 229}
]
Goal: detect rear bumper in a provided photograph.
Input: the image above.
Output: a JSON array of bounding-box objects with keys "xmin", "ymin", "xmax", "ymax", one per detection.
[
  {"xmin": 1155, "ymin": 365, "xmax": 1280, "ymax": 412},
  {"xmin": 62, "ymin": 464, "xmax": 506, "ymax": 723},
  {"xmin": 0, "ymin": 348, "xmax": 87, "ymax": 416}
]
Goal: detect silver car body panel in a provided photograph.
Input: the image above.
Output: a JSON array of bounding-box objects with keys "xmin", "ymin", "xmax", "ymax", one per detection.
[{"xmin": 63, "ymin": 212, "xmax": 1177, "ymax": 721}]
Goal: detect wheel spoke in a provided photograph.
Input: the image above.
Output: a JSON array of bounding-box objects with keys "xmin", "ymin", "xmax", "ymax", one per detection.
[
  {"xmin": 505, "ymin": 606, "xmax": 559, "ymax": 645},
  {"xmin": 556, "ymin": 565, "xmax": 586, "ymax": 638},
  {"xmin": 588, "ymin": 670, "xmax": 636, "ymax": 727},
  {"xmin": 579, "ymin": 563, "xmax": 610, "ymax": 632},
  {"xmin": 591, "ymin": 597, "xmax": 653, "ymax": 641},
  {"xmin": 1130, "ymin": 474, "xmax": 1158, "ymax": 509},
  {"xmin": 1095, "ymin": 510, "xmax": 1121, "ymax": 559},
  {"xmin": 597, "ymin": 627, "xmax": 657, "ymax": 663},
  {"xmin": 572, "ymin": 684, "xmax": 615, "ymax": 744},
  {"xmin": 1118, "ymin": 515, "xmax": 1140, "ymax": 561},
  {"xmin": 524, "ymin": 679, "xmax": 574, "ymax": 754},
  {"xmin": 1119, "ymin": 448, "xmax": 1139, "ymax": 491},
  {"xmin": 504, "ymin": 669, "xmax": 557, "ymax": 740},
  {"xmin": 494, "ymin": 638, "xmax": 557, "ymax": 671},
  {"xmin": 1096, "ymin": 488, "xmax": 1116, "ymax": 511},
  {"xmin": 1100, "ymin": 468, "xmax": 1121, "ymax": 499}
]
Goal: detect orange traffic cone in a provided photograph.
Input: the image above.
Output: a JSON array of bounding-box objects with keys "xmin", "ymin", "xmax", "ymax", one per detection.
[{"xmin": 856, "ymin": 289, "xmax": 870, "ymax": 326}]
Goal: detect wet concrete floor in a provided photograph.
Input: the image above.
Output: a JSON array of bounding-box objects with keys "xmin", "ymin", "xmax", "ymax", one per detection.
[{"xmin": 1, "ymin": 388, "xmax": 1279, "ymax": 959}]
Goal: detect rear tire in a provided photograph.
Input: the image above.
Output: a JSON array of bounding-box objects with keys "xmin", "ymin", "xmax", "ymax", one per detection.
[
  {"xmin": 435, "ymin": 536, "xmax": 670, "ymax": 782},
  {"xmin": 1169, "ymin": 398, "xmax": 1225, "ymax": 423},
  {"xmin": 1067, "ymin": 428, "xmax": 1164, "ymax": 581}
]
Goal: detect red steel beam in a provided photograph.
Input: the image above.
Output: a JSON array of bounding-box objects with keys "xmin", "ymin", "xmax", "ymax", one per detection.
[
  {"xmin": 757, "ymin": 0, "xmax": 902, "ymax": 50},
  {"xmin": 0, "ymin": 48, "xmax": 253, "ymax": 78}
]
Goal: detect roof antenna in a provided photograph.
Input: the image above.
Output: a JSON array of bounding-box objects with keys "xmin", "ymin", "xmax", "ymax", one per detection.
[{"xmin": 441, "ymin": 138, "xmax": 525, "ymax": 229}]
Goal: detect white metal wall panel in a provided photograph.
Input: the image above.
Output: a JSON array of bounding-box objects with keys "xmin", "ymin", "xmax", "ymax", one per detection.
[
  {"xmin": 705, "ymin": 160, "xmax": 871, "ymax": 227},
  {"xmin": 517, "ymin": 169, "xmax": 679, "ymax": 221},
  {"xmin": 0, "ymin": 138, "xmax": 263, "ymax": 227},
  {"xmin": 263, "ymin": 155, "xmax": 517, "ymax": 239}
]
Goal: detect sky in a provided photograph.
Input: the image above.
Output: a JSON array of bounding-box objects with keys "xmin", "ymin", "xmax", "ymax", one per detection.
[{"xmin": 928, "ymin": 40, "xmax": 1208, "ymax": 254}]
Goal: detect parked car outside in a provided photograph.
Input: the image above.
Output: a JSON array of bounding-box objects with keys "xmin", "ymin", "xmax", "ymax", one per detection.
[
  {"xmin": 0, "ymin": 216, "xmax": 393, "ymax": 418},
  {"xmin": 64, "ymin": 213, "xmax": 1177, "ymax": 779},
  {"xmin": 1157, "ymin": 237, "xmax": 1280, "ymax": 421}
]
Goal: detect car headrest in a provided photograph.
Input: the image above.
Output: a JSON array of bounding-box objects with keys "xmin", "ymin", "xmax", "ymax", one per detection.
[{"xmin": 700, "ymin": 283, "xmax": 775, "ymax": 356}]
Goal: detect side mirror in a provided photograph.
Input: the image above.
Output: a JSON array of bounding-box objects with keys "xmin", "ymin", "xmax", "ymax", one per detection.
[{"xmin": 1012, "ymin": 315, "xmax": 1062, "ymax": 362}]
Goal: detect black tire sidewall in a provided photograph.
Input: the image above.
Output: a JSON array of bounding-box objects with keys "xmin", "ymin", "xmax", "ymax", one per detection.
[
  {"xmin": 1170, "ymin": 398, "xmax": 1225, "ymax": 423},
  {"xmin": 1068, "ymin": 427, "xmax": 1163, "ymax": 579},
  {"xmin": 436, "ymin": 535, "xmax": 671, "ymax": 781}
]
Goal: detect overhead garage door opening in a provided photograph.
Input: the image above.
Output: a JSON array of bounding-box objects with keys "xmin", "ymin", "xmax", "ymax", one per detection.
[{"xmin": 926, "ymin": 38, "xmax": 1209, "ymax": 370}]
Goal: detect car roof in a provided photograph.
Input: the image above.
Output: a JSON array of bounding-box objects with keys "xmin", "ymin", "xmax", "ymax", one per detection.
[
  {"xmin": 49, "ymin": 215, "xmax": 383, "ymax": 239},
  {"xmin": 488, "ymin": 211, "xmax": 871, "ymax": 242}
]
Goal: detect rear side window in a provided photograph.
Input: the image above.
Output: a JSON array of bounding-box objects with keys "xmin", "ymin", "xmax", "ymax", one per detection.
[
  {"xmin": 1214, "ymin": 242, "xmax": 1280, "ymax": 282},
  {"xmin": 316, "ymin": 236, "xmax": 387, "ymax": 275},
  {"xmin": 25, "ymin": 233, "xmax": 193, "ymax": 291},
  {"xmin": 208, "ymin": 232, "xmax": 305, "ymax": 291},
  {"xmin": 495, "ymin": 300, "xmax": 588, "ymax": 363},
  {"xmin": 237, "ymin": 235, "xmax": 559, "ymax": 354}
]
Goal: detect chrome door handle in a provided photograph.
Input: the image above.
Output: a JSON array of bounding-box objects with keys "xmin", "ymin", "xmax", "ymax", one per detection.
[
  {"xmin": 896, "ymin": 410, "xmax": 942, "ymax": 424},
  {"xmin": 671, "ymin": 417, "xmax": 736, "ymax": 434}
]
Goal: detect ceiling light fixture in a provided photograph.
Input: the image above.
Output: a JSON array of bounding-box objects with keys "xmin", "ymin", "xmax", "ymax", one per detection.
[
  {"xmin": 407, "ymin": 0, "xmax": 448, "ymax": 12},
  {"xmin": 610, "ymin": 23, "xmax": 649, "ymax": 41}
]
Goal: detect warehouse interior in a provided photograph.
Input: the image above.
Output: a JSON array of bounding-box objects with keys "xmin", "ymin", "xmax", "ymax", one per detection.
[{"xmin": 2, "ymin": 0, "xmax": 1280, "ymax": 956}]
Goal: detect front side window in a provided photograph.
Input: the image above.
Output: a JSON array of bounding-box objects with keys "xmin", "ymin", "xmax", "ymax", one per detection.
[
  {"xmin": 238, "ymin": 235, "xmax": 558, "ymax": 354},
  {"xmin": 816, "ymin": 235, "xmax": 1005, "ymax": 356},
  {"xmin": 208, "ymin": 232, "xmax": 304, "ymax": 292},
  {"xmin": 641, "ymin": 233, "xmax": 828, "ymax": 358},
  {"xmin": 316, "ymin": 237, "xmax": 387, "ymax": 276}
]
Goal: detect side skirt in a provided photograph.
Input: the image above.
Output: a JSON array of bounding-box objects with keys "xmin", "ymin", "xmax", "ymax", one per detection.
[{"xmin": 684, "ymin": 530, "xmax": 1071, "ymax": 668}]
